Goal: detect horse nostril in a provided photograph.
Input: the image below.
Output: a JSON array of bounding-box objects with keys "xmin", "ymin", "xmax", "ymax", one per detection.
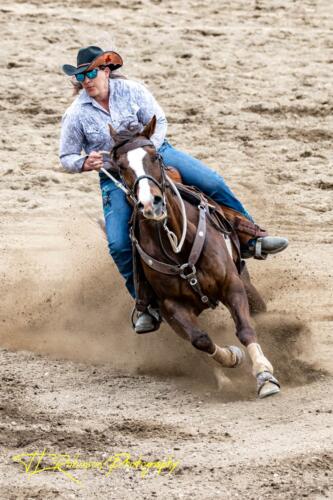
[
  {"xmin": 153, "ymin": 195, "xmax": 163, "ymax": 206},
  {"xmin": 137, "ymin": 201, "xmax": 144, "ymax": 210}
]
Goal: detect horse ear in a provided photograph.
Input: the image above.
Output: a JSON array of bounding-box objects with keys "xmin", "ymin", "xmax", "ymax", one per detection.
[
  {"xmin": 142, "ymin": 115, "xmax": 156, "ymax": 139},
  {"xmin": 109, "ymin": 123, "xmax": 118, "ymax": 141}
]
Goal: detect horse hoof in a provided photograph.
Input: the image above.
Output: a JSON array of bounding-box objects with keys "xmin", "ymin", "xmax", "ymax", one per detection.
[
  {"xmin": 227, "ymin": 346, "xmax": 245, "ymax": 367},
  {"xmin": 258, "ymin": 381, "xmax": 280, "ymax": 399},
  {"xmin": 256, "ymin": 371, "xmax": 280, "ymax": 399}
]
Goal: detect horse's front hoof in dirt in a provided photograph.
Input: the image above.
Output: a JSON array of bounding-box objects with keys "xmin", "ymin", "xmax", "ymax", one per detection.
[
  {"xmin": 256, "ymin": 371, "xmax": 281, "ymax": 399},
  {"xmin": 209, "ymin": 344, "xmax": 245, "ymax": 368}
]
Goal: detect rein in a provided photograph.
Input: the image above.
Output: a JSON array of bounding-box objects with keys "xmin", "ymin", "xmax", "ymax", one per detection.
[
  {"xmin": 100, "ymin": 165, "xmax": 129, "ymax": 195},
  {"xmin": 163, "ymin": 174, "xmax": 188, "ymax": 253}
]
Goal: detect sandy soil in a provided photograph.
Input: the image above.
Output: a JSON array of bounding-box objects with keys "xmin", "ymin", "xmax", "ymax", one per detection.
[{"xmin": 0, "ymin": 0, "xmax": 332, "ymax": 498}]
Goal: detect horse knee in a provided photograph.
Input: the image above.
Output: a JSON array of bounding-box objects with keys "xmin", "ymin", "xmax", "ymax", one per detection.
[
  {"xmin": 191, "ymin": 332, "xmax": 213, "ymax": 352},
  {"xmin": 236, "ymin": 327, "xmax": 255, "ymax": 346}
]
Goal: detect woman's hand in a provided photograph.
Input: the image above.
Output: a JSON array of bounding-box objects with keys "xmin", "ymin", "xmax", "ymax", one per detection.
[{"xmin": 82, "ymin": 151, "xmax": 104, "ymax": 171}]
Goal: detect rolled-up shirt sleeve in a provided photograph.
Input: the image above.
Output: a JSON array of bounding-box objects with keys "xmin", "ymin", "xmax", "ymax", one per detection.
[
  {"xmin": 135, "ymin": 83, "xmax": 167, "ymax": 149},
  {"xmin": 59, "ymin": 110, "xmax": 87, "ymax": 173}
]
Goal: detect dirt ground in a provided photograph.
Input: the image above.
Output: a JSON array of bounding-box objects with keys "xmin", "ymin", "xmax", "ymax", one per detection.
[{"xmin": 0, "ymin": 0, "xmax": 332, "ymax": 498}]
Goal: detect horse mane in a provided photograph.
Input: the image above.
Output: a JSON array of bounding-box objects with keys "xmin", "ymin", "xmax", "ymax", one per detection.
[{"xmin": 112, "ymin": 124, "xmax": 143, "ymax": 145}]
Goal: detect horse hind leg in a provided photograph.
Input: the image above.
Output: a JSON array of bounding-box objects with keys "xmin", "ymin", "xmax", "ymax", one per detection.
[
  {"xmin": 222, "ymin": 275, "xmax": 280, "ymax": 398},
  {"xmin": 161, "ymin": 300, "xmax": 244, "ymax": 368}
]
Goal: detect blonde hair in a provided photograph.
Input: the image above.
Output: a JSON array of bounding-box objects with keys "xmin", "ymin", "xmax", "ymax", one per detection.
[{"xmin": 70, "ymin": 71, "xmax": 127, "ymax": 96}]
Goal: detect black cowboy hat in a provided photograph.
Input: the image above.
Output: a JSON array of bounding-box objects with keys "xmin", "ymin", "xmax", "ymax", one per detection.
[{"xmin": 62, "ymin": 45, "xmax": 123, "ymax": 76}]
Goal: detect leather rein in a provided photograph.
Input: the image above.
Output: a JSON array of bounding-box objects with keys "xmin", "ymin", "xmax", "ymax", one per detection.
[{"xmin": 102, "ymin": 137, "xmax": 218, "ymax": 309}]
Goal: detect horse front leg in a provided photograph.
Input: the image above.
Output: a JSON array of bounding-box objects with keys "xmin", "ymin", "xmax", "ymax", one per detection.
[
  {"xmin": 160, "ymin": 299, "xmax": 244, "ymax": 368},
  {"xmin": 222, "ymin": 275, "xmax": 280, "ymax": 398}
]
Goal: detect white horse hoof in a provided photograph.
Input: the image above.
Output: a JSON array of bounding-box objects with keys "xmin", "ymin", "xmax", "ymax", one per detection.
[
  {"xmin": 258, "ymin": 381, "xmax": 280, "ymax": 399},
  {"xmin": 257, "ymin": 371, "xmax": 280, "ymax": 399}
]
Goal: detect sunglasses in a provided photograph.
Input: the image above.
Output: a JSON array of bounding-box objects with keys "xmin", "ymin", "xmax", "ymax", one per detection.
[{"xmin": 75, "ymin": 68, "xmax": 99, "ymax": 83}]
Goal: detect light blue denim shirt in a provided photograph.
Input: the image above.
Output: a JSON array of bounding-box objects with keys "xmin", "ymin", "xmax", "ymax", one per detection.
[{"xmin": 59, "ymin": 78, "xmax": 167, "ymax": 173}]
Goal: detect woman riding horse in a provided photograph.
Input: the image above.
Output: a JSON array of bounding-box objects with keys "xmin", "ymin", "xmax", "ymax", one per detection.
[{"xmin": 59, "ymin": 46, "xmax": 288, "ymax": 333}]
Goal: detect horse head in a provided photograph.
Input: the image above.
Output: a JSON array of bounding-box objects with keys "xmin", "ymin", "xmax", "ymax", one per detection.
[{"xmin": 108, "ymin": 116, "xmax": 167, "ymax": 221}]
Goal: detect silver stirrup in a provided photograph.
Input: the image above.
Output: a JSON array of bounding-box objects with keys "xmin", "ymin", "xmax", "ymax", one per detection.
[{"xmin": 254, "ymin": 238, "xmax": 268, "ymax": 260}]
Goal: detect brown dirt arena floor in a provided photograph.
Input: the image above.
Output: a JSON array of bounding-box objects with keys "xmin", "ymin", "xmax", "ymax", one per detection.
[{"xmin": 0, "ymin": 0, "xmax": 332, "ymax": 498}]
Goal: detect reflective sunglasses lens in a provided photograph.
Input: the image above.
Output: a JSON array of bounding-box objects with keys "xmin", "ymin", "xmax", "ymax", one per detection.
[
  {"xmin": 75, "ymin": 73, "xmax": 85, "ymax": 82},
  {"xmin": 86, "ymin": 69, "xmax": 98, "ymax": 79}
]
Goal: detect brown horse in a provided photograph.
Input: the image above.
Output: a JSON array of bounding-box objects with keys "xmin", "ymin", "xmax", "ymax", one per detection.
[{"xmin": 105, "ymin": 116, "xmax": 280, "ymax": 398}]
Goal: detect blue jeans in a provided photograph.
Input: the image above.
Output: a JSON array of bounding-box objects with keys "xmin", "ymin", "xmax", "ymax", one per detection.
[{"xmin": 100, "ymin": 140, "xmax": 252, "ymax": 298}]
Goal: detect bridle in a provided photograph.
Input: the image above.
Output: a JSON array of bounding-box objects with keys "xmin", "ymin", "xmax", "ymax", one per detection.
[
  {"xmin": 110, "ymin": 137, "xmax": 166, "ymax": 205},
  {"xmin": 100, "ymin": 135, "xmax": 188, "ymax": 253}
]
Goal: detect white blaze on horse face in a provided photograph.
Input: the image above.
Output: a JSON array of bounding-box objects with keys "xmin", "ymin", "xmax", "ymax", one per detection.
[{"xmin": 127, "ymin": 148, "xmax": 153, "ymax": 205}]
